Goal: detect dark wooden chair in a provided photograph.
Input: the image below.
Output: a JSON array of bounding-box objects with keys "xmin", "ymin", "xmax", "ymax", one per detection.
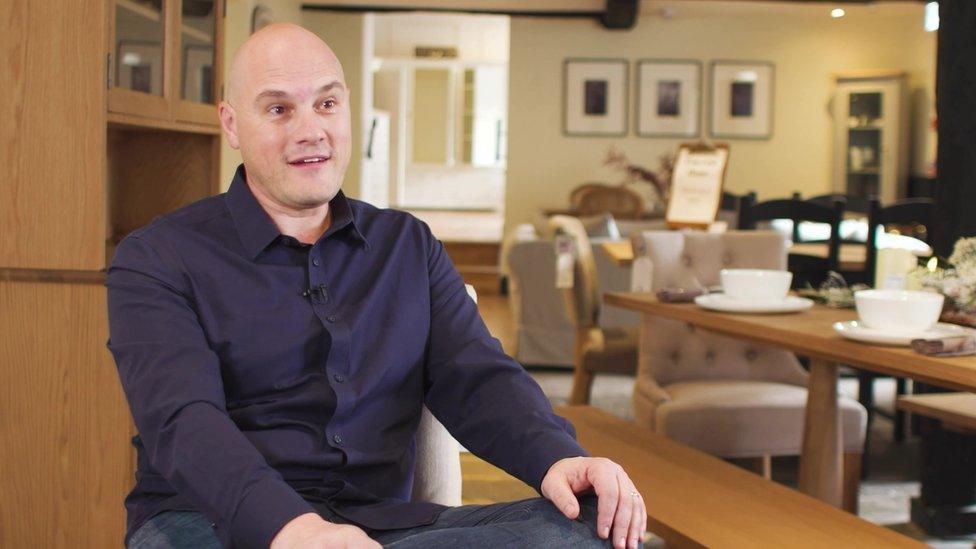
[
  {"xmin": 859, "ymin": 197, "xmax": 936, "ymax": 449},
  {"xmin": 738, "ymin": 196, "xmax": 845, "ymax": 289},
  {"xmin": 803, "ymin": 194, "xmax": 877, "ymax": 284},
  {"xmin": 806, "ymin": 193, "xmax": 874, "ymax": 215},
  {"xmin": 717, "ymin": 190, "xmax": 757, "ymax": 229}
]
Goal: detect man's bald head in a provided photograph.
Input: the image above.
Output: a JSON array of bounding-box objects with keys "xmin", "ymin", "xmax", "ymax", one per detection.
[
  {"xmin": 218, "ymin": 23, "xmax": 352, "ymax": 218},
  {"xmin": 225, "ymin": 23, "xmax": 344, "ymax": 107}
]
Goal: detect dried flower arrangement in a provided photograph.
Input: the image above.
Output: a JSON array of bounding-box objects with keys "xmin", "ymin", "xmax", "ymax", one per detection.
[
  {"xmin": 603, "ymin": 146, "xmax": 674, "ymax": 205},
  {"xmin": 913, "ymin": 237, "xmax": 976, "ymax": 326}
]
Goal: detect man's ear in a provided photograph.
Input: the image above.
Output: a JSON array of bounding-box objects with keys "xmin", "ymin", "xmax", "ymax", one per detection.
[{"xmin": 219, "ymin": 102, "xmax": 240, "ymax": 150}]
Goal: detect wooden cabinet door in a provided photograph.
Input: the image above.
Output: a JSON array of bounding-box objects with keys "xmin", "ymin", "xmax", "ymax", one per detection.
[
  {"xmin": 0, "ymin": 1, "xmax": 107, "ymax": 270},
  {"xmin": 0, "ymin": 280, "xmax": 135, "ymax": 547},
  {"xmin": 174, "ymin": 0, "xmax": 223, "ymax": 126},
  {"xmin": 108, "ymin": 0, "xmax": 174, "ymax": 120}
]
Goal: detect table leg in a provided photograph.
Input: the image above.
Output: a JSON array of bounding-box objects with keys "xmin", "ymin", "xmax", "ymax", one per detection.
[{"xmin": 798, "ymin": 359, "xmax": 843, "ymax": 507}]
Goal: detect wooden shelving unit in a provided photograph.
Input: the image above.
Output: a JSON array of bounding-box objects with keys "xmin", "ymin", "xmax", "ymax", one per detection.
[{"xmin": 1, "ymin": 1, "xmax": 224, "ymax": 545}]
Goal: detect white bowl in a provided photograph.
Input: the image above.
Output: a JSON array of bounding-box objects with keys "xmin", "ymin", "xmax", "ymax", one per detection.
[
  {"xmin": 854, "ymin": 289, "xmax": 945, "ymax": 333},
  {"xmin": 720, "ymin": 269, "xmax": 792, "ymax": 301}
]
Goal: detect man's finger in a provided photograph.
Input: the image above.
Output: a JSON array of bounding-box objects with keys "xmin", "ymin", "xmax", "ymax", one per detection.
[
  {"xmin": 544, "ymin": 475, "xmax": 582, "ymax": 519},
  {"xmin": 611, "ymin": 475, "xmax": 633, "ymax": 549},
  {"xmin": 591, "ymin": 463, "xmax": 620, "ymax": 539},
  {"xmin": 640, "ymin": 489, "xmax": 648, "ymax": 543},
  {"xmin": 627, "ymin": 486, "xmax": 645, "ymax": 549}
]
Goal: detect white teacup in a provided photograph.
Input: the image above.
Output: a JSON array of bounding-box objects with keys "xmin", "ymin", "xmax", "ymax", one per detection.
[
  {"xmin": 720, "ymin": 269, "xmax": 792, "ymax": 301},
  {"xmin": 854, "ymin": 289, "xmax": 945, "ymax": 333}
]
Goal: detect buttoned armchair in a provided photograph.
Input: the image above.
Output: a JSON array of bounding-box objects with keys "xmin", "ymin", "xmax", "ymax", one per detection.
[{"xmin": 631, "ymin": 231, "xmax": 867, "ymax": 511}]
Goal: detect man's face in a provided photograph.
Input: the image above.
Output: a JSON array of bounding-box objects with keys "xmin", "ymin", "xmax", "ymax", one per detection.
[{"xmin": 223, "ymin": 44, "xmax": 351, "ymax": 210}]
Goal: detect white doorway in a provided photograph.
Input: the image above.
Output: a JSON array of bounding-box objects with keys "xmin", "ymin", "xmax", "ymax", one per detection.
[{"xmin": 367, "ymin": 13, "xmax": 509, "ymax": 240}]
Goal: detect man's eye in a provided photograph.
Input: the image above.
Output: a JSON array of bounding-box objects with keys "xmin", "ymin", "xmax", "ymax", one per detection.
[
  {"xmin": 269, "ymin": 105, "xmax": 286, "ymax": 115},
  {"xmin": 321, "ymin": 99, "xmax": 336, "ymax": 109}
]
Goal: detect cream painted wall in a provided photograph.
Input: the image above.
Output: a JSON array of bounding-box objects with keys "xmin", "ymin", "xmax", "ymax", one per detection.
[
  {"xmin": 219, "ymin": 0, "xmax": 304, "ymax": 190},
  {"xmin": 301, "ymin": 11, "xmax": 370, "ymax": 200},
  {"xmin": 505, "ymin": 5, "xmax": 936, "ymax": 229}
]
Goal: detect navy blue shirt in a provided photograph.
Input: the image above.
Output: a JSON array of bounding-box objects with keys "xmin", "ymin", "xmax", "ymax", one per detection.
[{"xmin": 107, "ymin": 165, "xmax": 585, "ymax": 548}]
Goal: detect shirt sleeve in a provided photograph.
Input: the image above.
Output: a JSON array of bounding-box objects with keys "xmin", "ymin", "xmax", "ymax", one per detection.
[
  {"xmin": 106, "ymin": 233, "xmax": 314, "ymax": 548},
  {"xmin": 420, "ymin": 226, "xmax": 588, "ymax": 492}
]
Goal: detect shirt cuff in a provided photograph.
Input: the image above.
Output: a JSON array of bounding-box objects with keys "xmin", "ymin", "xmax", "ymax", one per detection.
[
  {"xmin": 523, "ymin": 431, "xmax": 590, "ymax": 493},
  {"xmin": 231, "ymin": 477, "xmax": 316, "ymax": 549}
]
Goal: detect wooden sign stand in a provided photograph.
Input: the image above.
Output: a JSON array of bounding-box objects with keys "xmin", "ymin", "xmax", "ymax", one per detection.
[{"xmin": 665, "ymin": 141, "xmax": 730, "ymax": 230}]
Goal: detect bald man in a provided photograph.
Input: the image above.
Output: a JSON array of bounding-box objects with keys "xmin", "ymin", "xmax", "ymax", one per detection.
[{"xmin": 108, "ymin": 24, "xmax": 644, "ymax": 549}]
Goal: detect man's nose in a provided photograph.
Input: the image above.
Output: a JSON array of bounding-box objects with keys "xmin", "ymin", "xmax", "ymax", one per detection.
[{"xmin": 293, "ymin": 108, "xmax": 327, "ymax": 145}]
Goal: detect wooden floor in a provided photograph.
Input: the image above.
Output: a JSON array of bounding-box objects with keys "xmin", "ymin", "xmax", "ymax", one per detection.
[{"xmin": 476, "ymin": 294, "xmax": 516, "ymax": 356}]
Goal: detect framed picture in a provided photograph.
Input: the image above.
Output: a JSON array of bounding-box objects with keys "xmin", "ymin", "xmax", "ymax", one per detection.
[
  {"xmin": 183, "ymin": 46, "xmax": 215, "ymax": 103},
  {"xmin": 117, "ymin": 41, "xmax": 163, "ymax": 96},
  {"xmin": 709, "ymin": 61, "xmax": 774, "ymax": 139},
  {"xmin": 636, "ymin": 60, "xmax": 701, "ymax": 137},
  {"xmin": 563, "ymin": 58, "xmax": 628, "ymax": 137}
]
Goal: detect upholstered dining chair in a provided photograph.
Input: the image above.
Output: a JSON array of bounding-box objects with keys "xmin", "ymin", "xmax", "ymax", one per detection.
[
  {"xmin": 549, "ymin": 215, "xmax": 639, "ymax": 405},
  {"xmin": 631, "ymin": 230, "xmax": 867, "ymax": 512}
]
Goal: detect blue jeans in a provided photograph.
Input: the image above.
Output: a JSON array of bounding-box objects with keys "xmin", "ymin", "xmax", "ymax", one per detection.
[{"xmin": 128, "ymin": 497, "xmax": 627, "ymax": 548}]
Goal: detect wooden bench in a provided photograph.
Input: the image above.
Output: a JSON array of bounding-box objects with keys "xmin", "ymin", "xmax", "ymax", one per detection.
[
  {"xmin": 897, "ymin": 393, "xmax": 976, "ymax": 433},
  {"xmin": 555, "ymin": 406, "xmax": 923, "ymax": 548}
]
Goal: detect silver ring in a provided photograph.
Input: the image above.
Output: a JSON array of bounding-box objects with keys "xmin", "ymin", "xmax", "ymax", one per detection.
[{"xmin": 630, "ymin": 491, "xmax": 640, "ymax": 499}]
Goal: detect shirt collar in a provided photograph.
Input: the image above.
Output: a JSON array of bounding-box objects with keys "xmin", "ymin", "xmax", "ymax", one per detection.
[{"xmin": 225, "ymin": 164, "xmax": 369, "ymax": 260}]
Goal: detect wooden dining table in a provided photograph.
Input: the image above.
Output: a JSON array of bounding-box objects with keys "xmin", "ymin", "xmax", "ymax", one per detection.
[
  {"xmin": 601, "ymin": 240, "xmax": 870, "ymax": 271},
  {"xmin": 603, "ymin": 292, "xmax": 976, "ymax": 509}
]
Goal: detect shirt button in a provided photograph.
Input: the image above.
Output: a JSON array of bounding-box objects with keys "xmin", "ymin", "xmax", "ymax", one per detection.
[
  {"xmin": 312, "ymin": 258, "xmax": 321, "ymax": 267},
  {"xmin": 333, "ymin": 434, "xmax": 344, "ymax": 445},
  {"xmin": 333, "ymin": 374, "xmax": 345, "ymax": 383},
  {"xmin": 327, "ymin": 315, "xmax": 337, "ymax": 323}
]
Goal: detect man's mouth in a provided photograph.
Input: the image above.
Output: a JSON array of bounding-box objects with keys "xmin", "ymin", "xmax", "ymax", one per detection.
[{"xmin": 288, "ymin": 155, "xmax": 330, "ymax": 166}]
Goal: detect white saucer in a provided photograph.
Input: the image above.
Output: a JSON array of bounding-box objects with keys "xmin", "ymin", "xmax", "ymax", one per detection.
[
  {"xmin": 693, "ymin": 294, "xmax": 814, "ymax": 314},
  {"xmin": 832, "ymin": 321, "xmax": 970, "ymax": 346}
]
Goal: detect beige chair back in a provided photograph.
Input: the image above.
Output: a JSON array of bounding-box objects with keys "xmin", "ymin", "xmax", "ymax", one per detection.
[
  {"xmin": 635, "ymin": 231, "xmax": 808, "ymax": 387},
  {"xmin": 548, "ymin": 215, "xmax": 600, "ymax": 328}
]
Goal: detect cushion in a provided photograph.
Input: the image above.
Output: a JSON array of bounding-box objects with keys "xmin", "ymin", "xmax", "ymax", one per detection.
[
  {"xmin": 656, "ymin": 380, "xmax": 866, "ymax": 457},
  {"xmin": 579, "ymin": 213, "xmax": 621, "ymax": 240}
]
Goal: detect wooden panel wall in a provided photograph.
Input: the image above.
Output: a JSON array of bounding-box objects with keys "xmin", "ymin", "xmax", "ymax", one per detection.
[
  {"xmin": 0, "ymin": 281, "xmax": 134, "ymax": 547},
  {"xmin": 0, "ymin": 1, "xmax": 107, "ymax": 270}
]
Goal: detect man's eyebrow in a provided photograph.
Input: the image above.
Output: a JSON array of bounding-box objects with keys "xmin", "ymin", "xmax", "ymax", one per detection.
[
  {"xmin": 252, "ymin": 82, "xmax": 345, "ymax": 105},
  {"xmin": 254, "ymin": 89, "xmax": 289, "ymax": 104},
  {"xmin": 317, "ymin": 81, "xmax": 345, "ymax": 94}
]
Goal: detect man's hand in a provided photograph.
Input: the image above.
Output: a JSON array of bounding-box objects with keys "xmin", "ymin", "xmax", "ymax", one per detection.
[
  {"xmin": 541, "ymin": 456, "xmax": 646, "ymax": 549},
  {"xmin": 270, "ymin": 513, "xmax": 380, "ymax": 549}
]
